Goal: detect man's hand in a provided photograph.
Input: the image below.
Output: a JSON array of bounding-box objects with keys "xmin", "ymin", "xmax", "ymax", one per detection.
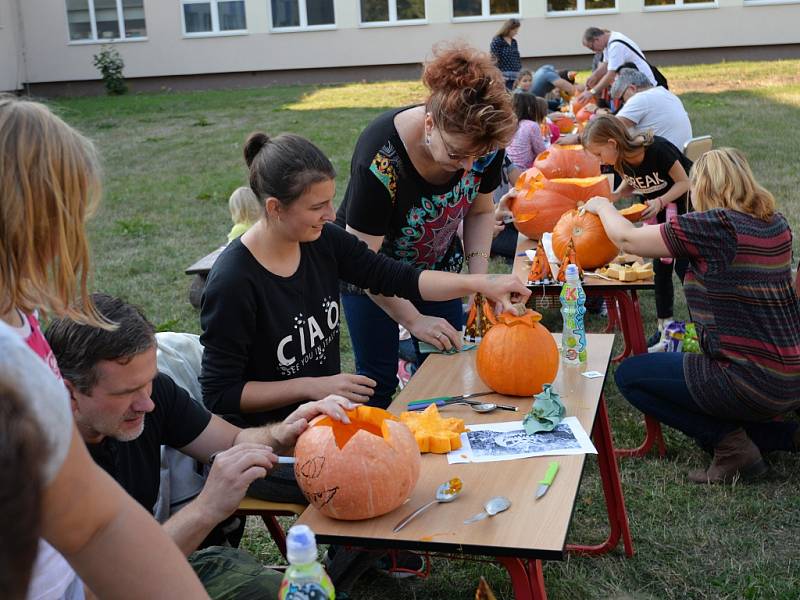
[
  {"xmin": 271, "ymin": 395, "xmax": 357, "ymax": 450},
  {"xmin": 195, "ymin": 444, "xmax": 277, "ymax": 524},
  {"xmin": 311, "ymin": 373, "xmax": 376, "ymax": 403}
]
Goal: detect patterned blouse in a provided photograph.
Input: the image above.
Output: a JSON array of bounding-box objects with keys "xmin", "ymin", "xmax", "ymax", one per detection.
[
  {"xmin": 336, "ymin": 106, "xmax": 504, "ymax": 283},
  {"xmin": 661, "ymin": 208, "xmax": 800, "ymax": 419}
]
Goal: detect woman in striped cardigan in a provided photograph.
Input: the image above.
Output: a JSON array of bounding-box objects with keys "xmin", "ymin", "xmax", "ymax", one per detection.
[{"xmin": 583, "ymin": 148, "xmax": 800, "ymax": 484}]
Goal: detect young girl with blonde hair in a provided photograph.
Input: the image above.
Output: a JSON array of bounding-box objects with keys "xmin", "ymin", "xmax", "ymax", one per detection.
[
  {"xmin": 583, "ymin": 148, "xmax": 800, "ymax": 484},
  {"xmin": 0, "ymin": 94, "xmax": 207, "ymax": 599},
  {"xmin": 582, "ymin": 114, "xmax": 692, "ymax": 350}
]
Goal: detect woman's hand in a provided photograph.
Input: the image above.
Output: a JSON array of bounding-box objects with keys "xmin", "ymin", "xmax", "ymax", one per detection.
[
  {"xmin": 582, "ymin": 196, "xmax": 614, "ymax": 215},
  {"xmin": 408, "ymin": 314, "xmax": 461, "ymax": 352},
  {"xmin": 493, "ymin": 188, "xmax": 517, "ymax": 238},
  {"xmin": 641, "ymin": 197, "xmax": 662, "ymax": 220},
  {"xmin": 478, "ymin": 274, "xmax": 531, "ymax": 314},
  {"xmin": 312, "ymin": 374, "xmax": 376, "ymax": 403}
]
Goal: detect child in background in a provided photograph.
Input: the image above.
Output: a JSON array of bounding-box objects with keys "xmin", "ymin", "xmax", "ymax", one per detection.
[
  {"xmin": 227, "ymin": 186, "xmax": 262, "ymax": 242},
  {"xmin": 511, "ymin": 69, "xmax": 533, "ymax": 94},
  {"xmin": 506, "ymin": 92, "xmax": 549, "ymax": 184},
  {"xmin": 582, "ymin": 115, "xmax": 692, "ymax": 351}
]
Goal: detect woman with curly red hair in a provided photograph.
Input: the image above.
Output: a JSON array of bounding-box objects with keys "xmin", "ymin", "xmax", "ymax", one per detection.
[{"xmin": 335, "ymin": 42, "xmax": 517, "ymax": 409}]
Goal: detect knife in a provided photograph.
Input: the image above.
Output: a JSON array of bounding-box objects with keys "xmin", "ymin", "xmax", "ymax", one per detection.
[
  {"xmin": 535, "ymin": 462, "xmax": 559, "ymax": 499},
  {"xmin": 407, "ymin": 391, "xmax": 495, "ymax": 407}
]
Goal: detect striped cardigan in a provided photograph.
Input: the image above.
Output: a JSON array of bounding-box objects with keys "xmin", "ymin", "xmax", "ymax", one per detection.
[{"xmin": 661, "ymin": 208, "xmax": 800, "ymax": 419}]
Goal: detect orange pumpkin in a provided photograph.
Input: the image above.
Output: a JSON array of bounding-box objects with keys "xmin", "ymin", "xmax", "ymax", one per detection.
[
  {"xmin": 399, "ymin": 404, "xmax": 466, "ymax": 454},
  {"xmin": 575, "ymin": 104, "xmax": 596, "ymax": 124},
  {"xmin": 552, "ymin": 115, "xmax": 575, "ymax": 134},
  {"xmin": 552, "ymin": 209, "xmax": 619, "ymax": 270},
  {"xmin": 510, "ymin": 187, "xmax": 577, "ymax": 240},
  {"xmin": 542, "ymin": 175, "xmax": 610, "ymax": 203},
  {"xmin": 294, "ymin": 405, "xmax": 421, "ymax": 520},
  {"xmin": 570, "ymin": 96, "xmax": 591, "ymax": 115},
  {"xmin": 533, "ymin": 145, "xmax": 601, "ymax": 179},
  {"xmin": 619, "ymin": 203, "xmax": 648, "ymax": 222},
  {"xmin": 476, "ymin": 309, "xmax": 559, "ymax": 396}
]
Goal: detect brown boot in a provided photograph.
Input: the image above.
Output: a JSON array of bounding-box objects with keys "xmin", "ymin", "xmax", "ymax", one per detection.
[{"xmin": 688, "ymin": 428, "xmax": 768, "ymax": 484}]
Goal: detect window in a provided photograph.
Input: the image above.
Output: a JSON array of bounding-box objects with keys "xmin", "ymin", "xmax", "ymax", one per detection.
[
  {"xmin": 452, "ymin": 0, "xmax": 518, "ymax": 19},
  {"xmin": 643, "ymin": 0, "xmax": 714, "ymax": 8},
  {"xmin": 181, "ymin": 0, "xmax": 246, "ymax": 35},
  {"xmin": 360, "ymin": 0, "xmax": 426, "ymax": 25},
  {"xmin": 66, "ymin": 0, "xmax": 146, "ymax": 41},
  {"xmin": 271, "ymin": 0, "xmax": 335, "ymax": 29},
  {"xmin": 547, "ymin": 0, "xmax": 615, "ymax": 14}
]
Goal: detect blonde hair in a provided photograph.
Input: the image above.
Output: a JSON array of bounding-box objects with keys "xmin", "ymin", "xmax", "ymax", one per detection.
[
  {"xmin": 581, "ymin": 114, "xmax": 653, "ymax": 174},
  {"xmin": 228, "ymin": 186, "xmax": 262, "ymax": 225},
  {"xmin": 690, "ymin": 148, "xmax": 775, "ymax": 220},
  {"xmin": 0, "ymin": 95, "xmax": 106, "ymax": 326}
]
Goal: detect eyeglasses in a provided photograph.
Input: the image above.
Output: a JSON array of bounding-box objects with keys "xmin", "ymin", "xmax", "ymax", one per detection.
[{"xmin": 437, "ymin": 128, "xmax": 492, "ymax": 161}]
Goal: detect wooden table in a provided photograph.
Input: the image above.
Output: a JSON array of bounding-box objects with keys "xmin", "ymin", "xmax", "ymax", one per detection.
[
  {"xmin": 298, "ymin": 334, "xmax": 632, "ymax": 600},
  {"xmin": 513, "ymin": 235, "xmax": 665, "ymax": 458}
]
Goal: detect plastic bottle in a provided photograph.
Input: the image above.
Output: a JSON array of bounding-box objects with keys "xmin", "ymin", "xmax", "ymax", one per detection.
[
  {"xmin": 560, "ymin": 264, "xmax": 587, "ymax": 366},
  {"xmin": 279, "ymin": 525, "xmax": 335, "ymax": 600}
]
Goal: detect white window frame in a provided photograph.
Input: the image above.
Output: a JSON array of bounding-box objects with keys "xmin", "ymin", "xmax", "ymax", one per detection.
[
  {"xmin": 545, "ymin": 0, "xmax": 618, "ymax": 17},
  {"xmin": 269, "ymin": 0, "xmax": 337, "ymax": 32},
  {"xmin": 180, "ymin": 0, "xmax": 248, "ymax": 38},
  {"xmin": 642, "ymin": 0, "xmax": 717, "ymax": 11},
  {"xmin": 65, "ymin": 0, "xmax": 148, "ymax": 44},
  {"xmin": 359, "ymin": 0, "xmax": 428, "ymax": 28},
  {"xmin": 451, "ymin": 0, "xmax": 520, "ymax": 22}
]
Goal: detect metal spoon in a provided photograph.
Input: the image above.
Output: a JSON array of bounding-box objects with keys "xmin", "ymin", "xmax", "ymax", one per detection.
[
  {"xmin": 393, "ymin": 479, "xmax": 463, "ymax": 533},
  {"xmin": 447, "ymin": 401, "xmax": 499, "ymax": 413},
  {"xmin": 463, "ymin": 496, "xmax": 512, "ymax": 524}
]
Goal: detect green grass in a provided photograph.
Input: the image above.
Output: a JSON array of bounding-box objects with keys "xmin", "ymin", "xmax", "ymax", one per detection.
[{"xmin": 48, "ymin": 58, "xmax": 800, "ymax": 599}]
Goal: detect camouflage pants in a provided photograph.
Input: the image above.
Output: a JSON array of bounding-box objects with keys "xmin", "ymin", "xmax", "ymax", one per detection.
[{"xmin": 189, "ymin": 546, "xmax": 282, "ymax": 600}]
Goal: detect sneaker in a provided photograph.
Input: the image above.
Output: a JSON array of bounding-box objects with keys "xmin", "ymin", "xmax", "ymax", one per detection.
[
  {"xmin": 375, "ymin": 551, "xmax": 427, "ymax": 579},
  {"xmin": 646, "ymin": 329, "xmax": 663, "ymax": 352}
]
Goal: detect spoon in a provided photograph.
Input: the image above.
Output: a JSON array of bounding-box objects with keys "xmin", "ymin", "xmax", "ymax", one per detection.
[
  {"xmin": 393, "ymin": 478, "xmax": 463, "ymax": 533},
  {"xmin": 463, "ymin": 496, "xmax": 512, "ymax": 524},
  {"xmin": 445, "ymin": 401, "xmax": 498, "ymax": 413}
]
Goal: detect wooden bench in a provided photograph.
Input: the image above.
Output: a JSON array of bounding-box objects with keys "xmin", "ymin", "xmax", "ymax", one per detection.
[
  {"xmin": 235, "ymin": 496, "xmax": 307, "ymax": 560},
  {"xmin": 185, "ymin": 246, "xmax": 225, "ymax": 308}
]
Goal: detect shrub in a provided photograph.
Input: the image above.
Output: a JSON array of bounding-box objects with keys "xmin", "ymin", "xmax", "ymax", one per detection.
[{"xmin": 92, "ymin": 46, "xmax": 128, "ymax": 95}]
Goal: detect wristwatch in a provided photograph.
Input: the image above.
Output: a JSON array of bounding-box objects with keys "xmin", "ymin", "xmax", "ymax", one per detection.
[{"xmin": 589, "ymin": 88, "xmax": 598, "ymax": 96}]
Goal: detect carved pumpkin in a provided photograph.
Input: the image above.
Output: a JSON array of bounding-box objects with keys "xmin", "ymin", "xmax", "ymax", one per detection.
[
  {"xmin": 552, "ymin": 209, "xmax": 619, "ymax": 270},
  {"xmin": 464, "ymin": 293, "xmax": 497, "ymax": 341},
  {"xmin": 575, "ymin": 103, "xmax": 597, "ymax": 124},
  {"xmin": 619, "ymin": 203, "xmax": 648, "ymax": 222},
  {"xmin": 510, "ymin": 182, "xmax": 577, "ymax": 241},
  {"xmin": 556, "ymin": 238, "xmax": 584, "ymax": 282},
  {"xmin": 570, "ymin": 96, "xmax": 591, "ymax": 115},
  {"xmin": 399, "ymin": 404, "xmax": 466, "ymax": 454},
  {"xmin": 542, "ymin": 175, "xmax": 610, "ymax": 203},
  {"xmin": 528, "ymin": 240, "xmax": 553, "ymax": 284},
  {"xmin": 294, "ymin": 405, "xmax": 421, "ymax": 520},
  {"xmin": 476, "ymin": 309, "xmax": 559, "ymax": 396},
  {"xmin": 533, "ymin": 145, "xmax": 601, "ymax": 179}
]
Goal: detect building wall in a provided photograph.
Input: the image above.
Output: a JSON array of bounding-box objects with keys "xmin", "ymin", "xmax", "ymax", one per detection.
[
  {"xmin": 0, "ymin": 0, "xmax": 22, "ymax": 91},
  {"xmin": 9, "ymin": 0, "xmax": 800, "ymax": 88}
]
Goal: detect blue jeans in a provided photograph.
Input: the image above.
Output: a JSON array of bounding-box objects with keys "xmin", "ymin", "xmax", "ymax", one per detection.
[
  {"xmin": 615, "ymin": 353, "xmax": 798, "ymax": 453},
  {"xmin": 341, "ymin": 294, "xmax": 464, "ymax": 409}
]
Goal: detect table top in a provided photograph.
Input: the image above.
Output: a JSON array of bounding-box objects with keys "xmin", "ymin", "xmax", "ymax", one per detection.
[
  {"xmin": 512, "ymin": 235, "xmax": 655, "ymax": 291},
  {"xmin": 297, "ymin": 333, "xmax": 614, "ymax": 561}
]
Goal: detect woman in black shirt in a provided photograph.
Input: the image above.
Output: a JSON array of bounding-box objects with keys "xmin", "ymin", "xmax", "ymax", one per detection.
[
  {"xmin": 582, "ymin": 115, "xmax": 692, "ymax": 350},
  {"xmin": 490, "ymin": 18, "xmax": 522, "ymax": 90},
  {"xmin": 335, "ymin": 42, "xmax": 518, "ymax": 408}
]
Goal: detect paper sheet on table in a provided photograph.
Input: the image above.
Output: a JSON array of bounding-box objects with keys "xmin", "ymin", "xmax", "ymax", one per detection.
[{"xmin": 447, "ymin": 417, "xmax": 596, "ymax": 464}]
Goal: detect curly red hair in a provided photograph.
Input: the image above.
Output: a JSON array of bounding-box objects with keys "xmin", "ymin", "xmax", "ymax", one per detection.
[{"xmin": 423, "ymin": 42, "xmax": 516, "ymax": 154}]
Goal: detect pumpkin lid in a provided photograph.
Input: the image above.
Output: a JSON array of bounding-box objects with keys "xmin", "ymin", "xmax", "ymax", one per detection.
[
  {"xmin": 549, "ymin": 175, "xmax": 608, "ymax": 186},
  {"xmin": 496, "ymin": 309, "xmax": 543, "ymax": 327}
]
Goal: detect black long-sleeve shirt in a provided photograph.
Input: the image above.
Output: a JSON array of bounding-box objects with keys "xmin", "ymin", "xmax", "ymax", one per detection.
[{"xmin": 200, "ymin": 223, "xmax": 422, "ymax": 426}]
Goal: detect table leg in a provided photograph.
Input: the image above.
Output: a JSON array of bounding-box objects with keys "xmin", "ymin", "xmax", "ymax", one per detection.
[
  {"xmin": 609, "ymin": 290, "xmax": 667, "ymax": 458},
  {"xmin": 567, "ymin": 394, "xmax": 634, "ymax": 558},
  {"xmin": 495, "ymin": 557, "xmax": 547, "ymax": 600},
  {"xmin": 260, "ymin": 515, "xmax": 288, "ymax": 559},
  {"xmin": 603, "ymin": 296, "xmax": 619, "ymax": 334}
]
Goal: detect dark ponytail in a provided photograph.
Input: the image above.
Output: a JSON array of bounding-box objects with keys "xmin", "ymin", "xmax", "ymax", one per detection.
[{"xmin": 244, "ymin": 132, "xmax": 336, "ymax": 207}]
